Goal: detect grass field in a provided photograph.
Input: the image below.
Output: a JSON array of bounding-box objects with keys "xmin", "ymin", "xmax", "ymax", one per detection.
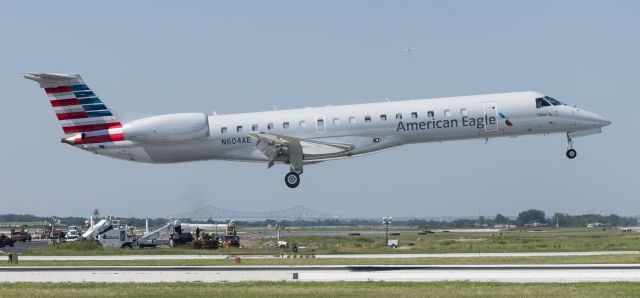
[
  {"xmin": 278, "ymin": 228, "xmax": 640, "ymax": 254},
  {"xmin": 20, "ymin": 227, "xmax": 640, "ymax": 256},
  {"xmin": 3, "ymin": 282, "xmax": 640, "ymax": 297},
  {"xmin": 2, "ymin": 254, "xmax": 639, "ymax": 267}
]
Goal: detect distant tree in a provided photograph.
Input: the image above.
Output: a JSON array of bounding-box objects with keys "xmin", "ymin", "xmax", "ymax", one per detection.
[
  {"xmin": 478, "ymin": 216, "xmax": 486, "ymax": 226},
  {"xmin": 494, "ymin": 213, "xmax": 509, "ymax": 225},
  {"xmin": 516, "ymin": 209, "xmax": 546, "ymax": 226}
]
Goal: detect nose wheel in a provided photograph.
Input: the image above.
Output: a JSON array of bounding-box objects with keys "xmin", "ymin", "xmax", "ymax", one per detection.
[
  {"xmin": 566, "ymin": 133, "xmax": 577, "ymax": 159},
  {"xmin": 285, "ymin": 172, "xmax": 300, "ymax": 188}
]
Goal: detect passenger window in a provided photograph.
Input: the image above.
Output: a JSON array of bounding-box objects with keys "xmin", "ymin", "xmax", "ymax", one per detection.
[
  {"xmin": 536, "ymin": 97, "xmax": 551, "ymax": 108},
  {"xmin": 411, "ymin": 112, "xmax": 418, "ymax": 119},
  {"xmin": 396, "ymin": 113, "xmax": 402, "ymax": 119},
  {"xmin": 444, "ymin": 109, "xmax": 451, "ymax": 117},
  {"xmin": 333, "ymin": 118, "xmax": 340, "ymax": 125},
  {"xmin": 299, "ymin": 120, "xmax": 306, "ymax": 127},
  {"xmin": 267, "ymin": 123, "xmax": 274, "ymax": 130},
  {"xmin": 283, "ymin": 122, "xmax": 290, "ymax": 129},
  {"xmin": 251, "ymin": 124, "xmax": 258, "ymax": 131},
  {"xmin": 236, "ymin": 126, "xmax": 243, "ymax": 132},
  {"xmin": 427, "ymin": 111, "xmax": 434, "ymax": 118},
  {"xmin": 460, "ymin": 108, "xmax": 467, "ymax": 116},
  {"xmin": 380, "ymin": 114, "xmax": 387, "ymax": 121},
  {"xmin": 349, "ymin": 117, "xmax": 356, "ymax": 124},
  {"xmin": 365, "ymin": 115, "xmax": 371, "ymax": 122},
  {"xmin": 221, "ymin": 127, "xmax": 227, "ymax": 134}
]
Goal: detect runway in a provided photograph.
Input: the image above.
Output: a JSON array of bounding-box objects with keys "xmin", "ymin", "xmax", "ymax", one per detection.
[
  {"xmin": 3, "ymin": 265, "xmax": 640, "ymax": 283},
  {"xmin": 14, "ymin": 250, "xmax": 639, "ymax": 261}
]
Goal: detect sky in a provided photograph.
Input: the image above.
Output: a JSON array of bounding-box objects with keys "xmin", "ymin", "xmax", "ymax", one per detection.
[{"xmin": 0, "ymin": 1, "xmax": 638, "ymax": 219}]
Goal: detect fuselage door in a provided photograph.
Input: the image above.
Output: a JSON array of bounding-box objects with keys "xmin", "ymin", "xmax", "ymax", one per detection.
[
  {"xmin": 483, "ymin": 102, "xmax": 499, "ymax": 132},
  {"xmin": 316, "ymin": 116, "xmax": 326, "ymax": 134}
]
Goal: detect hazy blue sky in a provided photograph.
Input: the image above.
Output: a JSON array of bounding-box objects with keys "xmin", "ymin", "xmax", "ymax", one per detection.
[{"xmin": 0, "ymin": 1, "xmax": 637, "ymax": 218}]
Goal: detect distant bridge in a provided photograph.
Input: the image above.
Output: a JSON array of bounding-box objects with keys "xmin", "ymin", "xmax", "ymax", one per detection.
[{"xmin": 171, "ymin": 205, "xmax": 342, "ymax": 221}]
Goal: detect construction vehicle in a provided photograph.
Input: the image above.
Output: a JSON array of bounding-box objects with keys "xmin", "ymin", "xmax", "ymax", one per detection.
[
  {"xmin": 169, "ymin": 224, "xmax": 193, "ymax": 247},
  {"xmin": 221, "ymin": 221, "xmax": 240, "ymax": 248}
]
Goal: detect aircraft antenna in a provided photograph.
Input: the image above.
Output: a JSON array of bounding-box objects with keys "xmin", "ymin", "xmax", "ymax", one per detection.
[{"xmin": 272, "ymin": 105, "xmax": 278, "ymax": 111}]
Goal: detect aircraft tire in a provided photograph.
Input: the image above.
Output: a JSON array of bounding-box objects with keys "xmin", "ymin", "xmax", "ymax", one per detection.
[
  {"xmin": 566, "ymin": 149, "xmax": 577, "ymax": 159},
  {"xmin": 285, "ymin": 172, "xmax": 300, "ymax": 188}
]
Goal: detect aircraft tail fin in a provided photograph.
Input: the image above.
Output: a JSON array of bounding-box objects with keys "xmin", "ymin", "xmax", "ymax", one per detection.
[{"xmin": 24, "ymin": 73, "xmax": 124, "ymax": 144}]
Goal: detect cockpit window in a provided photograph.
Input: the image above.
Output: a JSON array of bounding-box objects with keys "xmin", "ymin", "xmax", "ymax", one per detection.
[
  {"xmin": 544, "ymin": 96, "xmax": 563, "ymax": 106},
  {"xmin": 536, "ymin": 97, "xmax": 551, "ymax": 108}
]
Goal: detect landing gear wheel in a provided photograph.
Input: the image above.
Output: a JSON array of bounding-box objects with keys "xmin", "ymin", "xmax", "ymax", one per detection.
[
  {"xmin": 285, "ymin": 172, "xmax": 300, "ymax": 188},
  {"xmin": 566, "ymin": 149, "xmax": 577, "ymax": 159}
]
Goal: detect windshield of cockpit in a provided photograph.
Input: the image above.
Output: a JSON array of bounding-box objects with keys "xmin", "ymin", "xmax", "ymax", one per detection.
[{"xmin": 536, "ymin": 96, "xmax": 564, "ymax": 108}]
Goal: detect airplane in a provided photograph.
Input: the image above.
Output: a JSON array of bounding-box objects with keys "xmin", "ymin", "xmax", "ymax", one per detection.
[{"xmin": 25, "ymin": 73, "xmax": 611, "ymax": 188}]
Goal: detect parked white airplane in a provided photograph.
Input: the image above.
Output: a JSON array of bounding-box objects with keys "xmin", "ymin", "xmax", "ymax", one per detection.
[{"xmin": 26, "ymin": 73, "xmax": 610, "ymax": 188}]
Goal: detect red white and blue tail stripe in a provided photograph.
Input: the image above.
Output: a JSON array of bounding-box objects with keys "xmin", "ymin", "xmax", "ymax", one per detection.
[{"xmin": 25, "ymin": 73, "xmax": 124, "ymax": 144}]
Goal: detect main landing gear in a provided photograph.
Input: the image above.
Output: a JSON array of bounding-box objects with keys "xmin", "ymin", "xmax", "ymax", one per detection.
[
  {"xmin": 285, "ymin": 172, "xmax": 300, "ymax": 188},
  {"xmin": 566, "ymin": 133, "xmax": 577, "ymax": 159},
  {"xmin": 285, "ymin": 162, "xmax": 303, "ymax": 188}
]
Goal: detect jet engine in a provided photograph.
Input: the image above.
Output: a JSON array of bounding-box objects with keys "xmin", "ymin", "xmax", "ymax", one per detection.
[{"xmin": 123, "ymin": 113, "xmax": 210, "ymax": 144}]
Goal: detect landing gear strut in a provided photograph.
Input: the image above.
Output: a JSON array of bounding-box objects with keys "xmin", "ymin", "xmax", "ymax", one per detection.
[
  {"xmin": 285, "ymin": 172, "xmax": 300, "ymax": 188},
  {"xmin": 566, "ymin": 133, "xmax": 577, "ymax": 159}
]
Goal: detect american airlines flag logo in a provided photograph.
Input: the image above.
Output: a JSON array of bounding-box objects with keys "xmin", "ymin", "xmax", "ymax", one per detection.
[
  {"xmin": 499, "ymin": 112, "xmax": 513, "ymax": 126},
  {"xmin": 45, "ymin": 84, "xmax": 124, "ymax": 144}
]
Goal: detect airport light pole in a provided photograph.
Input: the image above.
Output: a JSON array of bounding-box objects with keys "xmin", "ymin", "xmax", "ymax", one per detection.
[{"xmin": 382, "ymin": 217, "xmax": 392, "ymax": 247}]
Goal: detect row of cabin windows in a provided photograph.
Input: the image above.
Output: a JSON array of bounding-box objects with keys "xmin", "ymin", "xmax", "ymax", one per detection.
[{"xmin": 219, "ymin": 108, "xmax": 468, "ymax": 134}]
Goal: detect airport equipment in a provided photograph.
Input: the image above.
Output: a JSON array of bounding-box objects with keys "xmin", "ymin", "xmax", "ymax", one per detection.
[
  {"xmin": 50, "ymin": 229, "xmax": 65, "ymax": 239},
  {"xmin": 10, "ymin": 230, "xmax": 31, "ymax": 242},
  {"xmin": 136, "ymin": 219, "xmax": 179, "ymax": 248},
  {"xmin": 278, "ymin": 241, "xmax": 289, "ymax": 249},
  {"xmin": 0, "ymin": 234, "xmax": 14, "ymax": 248},
  {"xmin": 81, "ymin": 219, "xmax": 112, "ymax": 240},
  {"xmin": 65, "ymin": 226, "xmax": 82, "ymax": 242},
  {"xmin": 25, "ymin": 73, "xmax": 610, "ymax": 188},
  {"xmin": 98, "ymin": 220, "xmax": 137, "ymax": 248},
  {"xmin": 387, "ymin": 239, "xmax": 399, "ymax": 248}
]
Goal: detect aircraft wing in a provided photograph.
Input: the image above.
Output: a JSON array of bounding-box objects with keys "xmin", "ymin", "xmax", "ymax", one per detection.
[{"xmin": 246, "ymin": 133, "xmax": 354, "ymax": 169}]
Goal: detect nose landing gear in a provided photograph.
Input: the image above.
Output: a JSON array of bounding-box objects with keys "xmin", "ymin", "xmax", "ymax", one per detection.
[{"xmin": 566, "ymin": 133, "xmax": 577, "ymax": 159}]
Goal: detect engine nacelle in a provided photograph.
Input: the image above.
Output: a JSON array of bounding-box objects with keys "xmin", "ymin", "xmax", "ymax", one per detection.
[{"xmin": 123, "ymin": 113, "xmax": 210, "ymax": 144}]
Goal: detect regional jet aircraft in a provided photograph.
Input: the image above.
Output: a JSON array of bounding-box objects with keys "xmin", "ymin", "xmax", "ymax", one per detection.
[{"xmin": 25, "ymin": 73, "xmax": 611, "ymax": 188}]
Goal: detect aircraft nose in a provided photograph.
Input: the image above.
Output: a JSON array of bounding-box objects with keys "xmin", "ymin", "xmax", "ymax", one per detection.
[{"xmin": 584, "ymin": 111, "xmax": 611, "ymax": 127}]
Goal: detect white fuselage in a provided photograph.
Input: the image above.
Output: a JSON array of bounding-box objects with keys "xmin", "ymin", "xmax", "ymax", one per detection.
[{"xmin": 83, "ymin": 91, "xmax": 610, "ymax": 164}]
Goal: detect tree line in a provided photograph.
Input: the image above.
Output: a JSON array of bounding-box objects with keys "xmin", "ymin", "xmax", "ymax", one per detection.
[{"xmin": 1, "ymin": 210, "xmax": 638, "ymax": 228}]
